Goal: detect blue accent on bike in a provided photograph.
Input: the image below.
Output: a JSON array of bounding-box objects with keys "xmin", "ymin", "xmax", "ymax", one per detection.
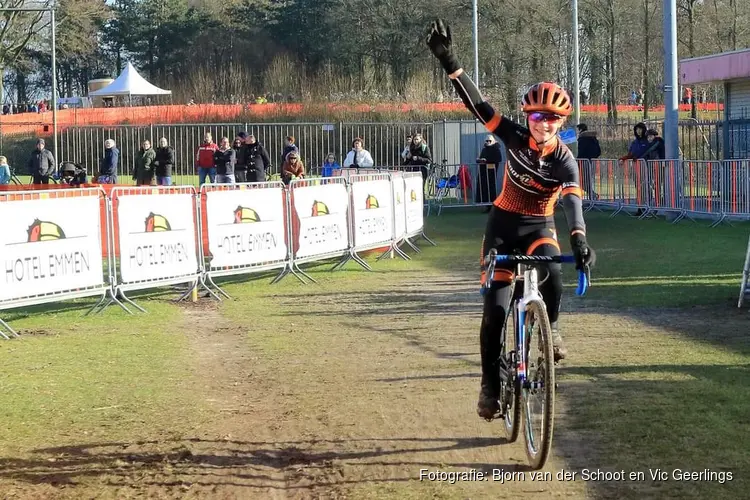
[
  {"xmin": 576, "ymin": 269, "xmax": 588, "ymax": 297},
  {"xmin": 480, "ymin": 254, "xmax": 590, "ymax": 297}
]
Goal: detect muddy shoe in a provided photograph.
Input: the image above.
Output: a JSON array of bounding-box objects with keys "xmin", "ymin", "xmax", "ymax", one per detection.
[
  {"xmin": 551, "ymin": 329, "xmax": 567, "ymax": 362},
  {"xmin": 476, "ymin": 383, "xmax": 501, "ymax": 421}
]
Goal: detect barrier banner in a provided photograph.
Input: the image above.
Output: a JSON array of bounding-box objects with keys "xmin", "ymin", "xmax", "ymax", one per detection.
[
  {"xmin": 404, "ymin": 174, "xmax": 424, "ymax": 235},
  {"xmin": 292, "ymin": 182, "xmax": 349, "ymax": 259},
  {"xmin": 205, "ymin": 186, "xmax": 288, "ymax": 269},
  {"xmin": 351, "ymin": 178, "xmax": 394, "ymax": 249},
  {"xmin": 116, "ymin": 193, "xmax": 198, "ymax": 283},
  {"xmin": 0, "ymin": 194, "xmax": 104, "ymax": 302},
  {"xmin": 391, "ymin": 173, "xmax": 407, "ymax": 240}
]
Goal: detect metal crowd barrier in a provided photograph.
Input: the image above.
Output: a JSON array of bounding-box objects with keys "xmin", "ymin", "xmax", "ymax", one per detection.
[
  {"xmin": 0, "ymin": 173, "xmax": 436, "ymax": 337},
  {"xmin": 424, "ymin": 158, "xmax": 750, "ymax": 226}
]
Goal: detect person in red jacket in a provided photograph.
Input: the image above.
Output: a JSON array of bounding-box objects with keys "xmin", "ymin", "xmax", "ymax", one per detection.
[{"xmin": 196, "ymin": 132, "xmax": 218, "ymax": 185}]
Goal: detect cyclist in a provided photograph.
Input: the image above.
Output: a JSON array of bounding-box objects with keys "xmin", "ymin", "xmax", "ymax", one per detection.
[{"xmin": 426, "ymin": 19, "xmax": 596, "ymax": 420}]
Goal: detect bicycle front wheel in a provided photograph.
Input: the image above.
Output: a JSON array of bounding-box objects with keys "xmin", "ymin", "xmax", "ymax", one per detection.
[{"xmin": 522, "ymin": 299, "xmax": 555, "ymax": 470}]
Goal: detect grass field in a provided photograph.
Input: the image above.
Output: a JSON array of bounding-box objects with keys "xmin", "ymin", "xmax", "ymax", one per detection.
[{"xmin": 0, "ymin": 209, "xmax": 748, "ymax": 499}]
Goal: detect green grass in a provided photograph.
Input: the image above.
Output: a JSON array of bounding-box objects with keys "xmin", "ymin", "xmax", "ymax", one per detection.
[{"xmin": 0, "ymin": 300, "xmax": 207, "ymax": 454}]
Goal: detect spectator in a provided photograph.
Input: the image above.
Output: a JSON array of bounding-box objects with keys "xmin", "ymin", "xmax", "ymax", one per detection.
[
  {"xmin": 343, "ymin": 137, "xmax": 374, "ymax": 168},
  {"xmin": 575, "ymin": 124, "xmax": 601, "ymax": 200},
  {"xmin": 246, "ymin": 134, "xmax": 271, "ymax": 182},
  {"xmin": 98, "ymin": 138, "xmax": 119, "ymax": 184},
  {"xmin": 0, "ymin": 156, "xmax": 11, "ymax": 185},
  {"xmin": 196, "ymin": 132, "xmax": 218, "ymax": 186},
  {"xmin": 214, "ymin": 137, "xmax": 236, "ymax": 184},
  {"xmin": 644, "ymin": 129, "xmax": 665, "ymax": 160},
  {"xmin": 620, "ymin": 123, "xmax": 651, "ymax": 214},
  {"xmin": 281, "ymin": 135, "xmax": 299, "ymax": 165},
  {"xmin": 281, "ymin": 151, "xmax": 305, "ymax": 184},
  {"xmin": 575, "ymin": 124, "xmax": 601, "ymax": 159},
  {"xmin": 321, "ymin": 153, "xmax": 340, "ymax": 177},
  {"xmin": 60, "ymin": 162, "xmax": 87, "ymax": 186},
  {"xmin": 620, "ymin": 122, "xmax": 650, "ymax": 161},
  {"xmin": 404, "ymin": 132, "xmax": 432, "ymax": 181},
  {"xmin": 154, "ymin": 137, "xmax": 175, "ymax": 186},
  {"xmin": 27, "ymin": 138, "xmax": 55, "ymax": 185},
  {"xmin": 233, "ymin": 132, "xmax": 249, "ymax": 182},
  {"xmin": 476, "ymin": 134, "xmax": 502, "ymax": 208},
  {"xmin": 400, "ymin": 134, "xmax": 413, "ymax": 164},
  {"xmin": 133, "ymin": 139, "xmax": 156, "ymax": 186}
]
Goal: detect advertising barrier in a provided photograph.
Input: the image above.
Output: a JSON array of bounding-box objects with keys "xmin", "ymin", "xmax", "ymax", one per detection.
[
  {"xmin": 0, "ymin": 188, "xmax": 108, "ymax": 338},
  {"xmin": 287, "ymin": 178, "xmax": 351, "ymax": 284},
  {"xmin": 402, "ymin": 172, "xmax": 436, "ymax": 252},
  {"xmin": 107, "ymin": 186, "xmax": 201, "ymax": 311},
  {"xmin": 0, "ymin": 172, "xmax": 438, "ymax": 337},
  {"xmin": 202, "ymin": 182, "xmax": 290, "ymax": 296}
]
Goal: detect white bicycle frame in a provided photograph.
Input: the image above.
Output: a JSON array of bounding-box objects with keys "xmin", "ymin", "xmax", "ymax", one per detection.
[
  {"xmin": 484, "ymin": 250, "xmax": 548, "ymax": 388},
  {"xmin": 512, "ymin": 265, "xmax": 546, "ymax": 387}
]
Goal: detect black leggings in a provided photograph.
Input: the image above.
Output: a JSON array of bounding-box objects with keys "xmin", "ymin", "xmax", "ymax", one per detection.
[{"xmin": 479, "ymin": 207, "xmax": 563, "ymax": 385}]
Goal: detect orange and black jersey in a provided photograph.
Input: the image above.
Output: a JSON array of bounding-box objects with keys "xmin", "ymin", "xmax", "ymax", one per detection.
[{"xmin": 449, "ymin": 69, "xmax": 585, "ymax": 233}]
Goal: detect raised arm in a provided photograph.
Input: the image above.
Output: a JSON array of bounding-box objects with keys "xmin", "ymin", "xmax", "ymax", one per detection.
[{"xmin": 426, "ymin": 19, "xmax": 520, "ymax": 142}]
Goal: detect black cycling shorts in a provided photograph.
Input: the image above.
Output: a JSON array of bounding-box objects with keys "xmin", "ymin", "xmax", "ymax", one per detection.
[{"xmin": 480, "ymin": 206, "xmax": 561, "ymax": 286}]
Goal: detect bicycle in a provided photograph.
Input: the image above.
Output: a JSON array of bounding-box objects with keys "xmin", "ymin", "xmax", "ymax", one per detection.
[{"xmin": 480, "ymin": 249, "xmax": 590, "ymax": 470}]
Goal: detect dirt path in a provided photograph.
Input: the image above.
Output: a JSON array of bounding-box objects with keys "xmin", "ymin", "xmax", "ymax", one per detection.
[
  {"xmin": 135, "ymin": 274, "xmax": 591, "ymax": 499},
  {"xmin": 4, "ymin": 267, "xmax": 662, "ymax": 499}
]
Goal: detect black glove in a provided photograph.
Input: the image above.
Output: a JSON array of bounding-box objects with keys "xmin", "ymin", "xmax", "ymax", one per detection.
[
  {"xmin": 426, "ymin": 19, "xmax": 461, "ymax": 74},
  {"xmin": 570, "ymin": 232, "xmax": 596, "ymax": 270}
]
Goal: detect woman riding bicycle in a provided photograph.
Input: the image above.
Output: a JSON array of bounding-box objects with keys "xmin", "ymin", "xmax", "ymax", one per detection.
[{"xmin": 426, "ymin": 19, "xmax": 595, "ymax": 420}]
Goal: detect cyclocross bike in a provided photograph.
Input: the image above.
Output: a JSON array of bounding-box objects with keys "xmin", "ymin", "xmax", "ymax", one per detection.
[{"xmin": 480, "ymin": 249, "xmax": 590, "ymax": 469}]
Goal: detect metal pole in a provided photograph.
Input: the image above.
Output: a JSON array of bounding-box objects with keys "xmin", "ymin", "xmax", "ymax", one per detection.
[
  {"xmin": 663, "ymin": 0, "xmax": 679, "ymax": 159},
  {"xmin": 51, "ymin": 8, "xmax": 58, "ymax": 166},
  {"xmin": 472, "ymin": 0, "xmax": 479, "ymax": 87},
  {"xmin": 572, "ymin": 0, "xmax": 581, "ymax": 126}
]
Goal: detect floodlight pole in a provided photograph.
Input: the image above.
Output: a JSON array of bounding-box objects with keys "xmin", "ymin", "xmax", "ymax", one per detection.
[
  {"xmin": 51, "ymin": 8, "xmax": 58, "ymax": 166},
  {"xmin": 0, "ymin": 7, "xmax": 58, "ymax": 166}
]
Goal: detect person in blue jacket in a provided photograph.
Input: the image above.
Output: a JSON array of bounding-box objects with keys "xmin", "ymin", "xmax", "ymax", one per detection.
[
  {"xmin": 98, "ymin": 138, "xmax": 119, "ymax": 184},
  {"xmin": 321, "ymin": 153, "xmax": 340, "ymax": 177}
]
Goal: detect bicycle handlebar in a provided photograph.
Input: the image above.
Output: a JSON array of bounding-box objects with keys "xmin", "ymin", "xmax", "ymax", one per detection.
[{"xmin": 480, "ymin": 253, "xmax": 590, "ymax": 297}]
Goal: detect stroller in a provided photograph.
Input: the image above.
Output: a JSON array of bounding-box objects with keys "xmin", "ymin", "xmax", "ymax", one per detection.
[{"xmin": 54, "ymin": 161, "xmax": 88, "ymax": 186}]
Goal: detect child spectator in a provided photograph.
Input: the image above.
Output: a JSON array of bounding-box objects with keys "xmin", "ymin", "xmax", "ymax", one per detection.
[
  {"xmin": 0, "ymin": 156, "xmax": 11, "ymax": 185},
  {"xmin": 321, "ymin": 153, "xmax": 340, "ymax": 177}
]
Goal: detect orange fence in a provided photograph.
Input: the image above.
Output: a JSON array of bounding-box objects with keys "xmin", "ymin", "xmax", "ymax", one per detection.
[{"xmin": 0, "ymin": 102, "xmax": 725, "ymax": 134}]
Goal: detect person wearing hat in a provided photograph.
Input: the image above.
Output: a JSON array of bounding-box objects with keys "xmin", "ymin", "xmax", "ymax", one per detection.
[
  {"xmin": 245, "ymin": 133, "xmax": 271, "ymax": 182},
  {"xmin": 233, "ymin": 131, "xmax": 249, "ymax": 182},
  {"xmin": 98, "ymin": 138, "xmax": 119, "ymax": 184},
  {"xmin": 281, "ymin": 150, "xmax": 305, "ymax": 184},
  {"xmin": 476, "ymin": 134, "xmax": 503, "ymax": 207},
  {"xmin": 27, "ymin": 138, "xmax": 55, "ymax": 185}
]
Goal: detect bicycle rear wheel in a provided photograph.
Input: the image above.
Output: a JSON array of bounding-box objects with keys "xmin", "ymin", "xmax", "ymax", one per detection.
[
  {"xmin": 522, "ymin": 299, "xmax": 555, "ymax": 470},
  {"xmin": 501, "ymin": 300, "xmax": 521, "ymax": 442}
]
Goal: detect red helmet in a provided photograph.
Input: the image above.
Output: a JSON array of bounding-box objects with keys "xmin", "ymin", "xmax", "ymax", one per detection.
[{"xmin": 521, "ymin": 82, "xmax": 573, "ymax": 116}]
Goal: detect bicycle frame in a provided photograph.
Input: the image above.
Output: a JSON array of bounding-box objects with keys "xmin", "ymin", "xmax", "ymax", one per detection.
[
  {"xmin": 481, "ymin": 250, "xmax": 589, "ymax": 388},
  {"xmin": 513, "ymin": 264, "xmax": 544, "ymax": 389}
]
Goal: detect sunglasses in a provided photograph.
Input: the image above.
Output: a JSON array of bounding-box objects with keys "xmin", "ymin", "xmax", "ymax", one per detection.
[{"xmin": 528, "ymin": 112, "xmax": 564, "ymax": 123}]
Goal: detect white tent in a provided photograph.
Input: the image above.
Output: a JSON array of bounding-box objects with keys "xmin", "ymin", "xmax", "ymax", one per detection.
[{"xmin": 89, "ymin": 62, "xmax": 171, "ymax": 96}]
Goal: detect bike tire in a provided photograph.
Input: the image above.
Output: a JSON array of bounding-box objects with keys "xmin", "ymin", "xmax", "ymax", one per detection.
[
  {"xmin": 522, "ymin": 299, "xmax": 555, "ymax": 470},
  {"xmin": 501, "ymin": 301, "xmax": 521, "ymax": 443}
]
